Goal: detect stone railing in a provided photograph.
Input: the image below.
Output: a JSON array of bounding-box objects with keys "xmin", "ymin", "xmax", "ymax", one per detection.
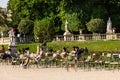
[
  {"xmin": 0, "ymin": 35, "xmax": 34, "ymax": 44},
  {"xmin": 53, "ymin": 33, "xmax": 120, "ymax": 42},
  {"xmin": 1, "ymin": 33, "xmax": 120, "ymax": 44}
]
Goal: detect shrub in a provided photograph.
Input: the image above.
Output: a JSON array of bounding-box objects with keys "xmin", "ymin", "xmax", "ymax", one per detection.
[
  {"xmin": 34, "ymin": 17, "xmax": 55, "ymax": 43},
  {"xmin": 17, "ymin": 43, "xmax": 40, "ymax": 52},
  {"xmin": 0, "ymin": 43, "xmax": 40, "ymax": 52},
  {"xmin": 18, "ymin": 19, "xmax": 34, "ymax": 35},
  {"xmin": 86, "ymin": 18, "xmax": 105, "ymax": 33}
]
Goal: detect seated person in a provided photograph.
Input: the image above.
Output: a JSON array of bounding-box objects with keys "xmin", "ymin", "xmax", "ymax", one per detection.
[
  {"xmin": 35, "ymin": 47, "xmax": 45, "ymax": 63},
  {"xmin": 0, "ymin": 49, "xmax": 16, "ymax": 64},
  {"xmin": 69, "ymin": 46, "xmax": 76, "ymax": 56},
  {"xmin": 2, "ymin": 49, "xmax": 12, "ymax": 62},
  {"xmin": 52, "ymin": 50, "xmax": 61, "ymax": 60},
  {"xmin": 60, "ymin": 47, "xmax": 68, "ymax": 59},
  {"xmin": 22, "ymin": 47, "xmax": 30, "ymax": 69}
]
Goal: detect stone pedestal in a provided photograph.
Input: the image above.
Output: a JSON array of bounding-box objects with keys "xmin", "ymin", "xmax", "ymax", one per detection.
[
  {"xmin": 56, "ymin": 36, "xmax": 60, "ymax": 41},
  {"xmin": 8, "ymin": 45, "xmax": 17, "ymax": 55},
  {"xmin": 79, "ymin": 35, "xmax": 85, "ymax": 41},
  {"xmin": 63, "ymin": 31, "xmax": 72, "ymax": 41},
  {"xmin": 63, "ymin": 35, "xmax": 72, "ymax": 41},
  {"xmin": 8, "ymin": 37, "xmax": 17, "ymax": 55},
  {"xmin": 106, "ymin": 33, "xmax": 117, "ymax": 40},
  {"xmin": 92, "ymin": 34, "xmax": 101, "ymax": 40}
]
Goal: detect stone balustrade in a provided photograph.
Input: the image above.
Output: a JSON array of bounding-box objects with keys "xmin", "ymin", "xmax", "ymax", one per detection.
[{"xmin": 53, "ymin": 33, "xmax": 120, "ymax": 42}]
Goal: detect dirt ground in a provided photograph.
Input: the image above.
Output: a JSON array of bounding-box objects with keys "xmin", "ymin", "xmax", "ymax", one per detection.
[{"xmin": 0, "ymin": 65, "xmax": 120, "ymax": 80}]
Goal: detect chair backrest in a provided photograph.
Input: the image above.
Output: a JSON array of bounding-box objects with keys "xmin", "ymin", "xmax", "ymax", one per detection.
[
  {"xmin": 30, "ymin": 53, "xmax": 34, "ymax": 58},
  {"xmin": 85, "ymin": 56, "xmax": 91, "ymax": 62},
  {"xmin": 106, "ymin": 53, "xmax": 111, "ymax": 57},
  {"xmin": 20, "ymin": 54, "xmax": 24, "ymax": 59},
  {"xmin": 112, "ymin": 54, "xmax": 119, "ymax": 61},
  {"xmin": 119, "ymin": 54, "xmax": 120, "ymax": 58}
]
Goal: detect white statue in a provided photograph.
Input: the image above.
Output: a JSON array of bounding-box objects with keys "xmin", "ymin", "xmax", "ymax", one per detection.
[
  {"xmin": 65, "ymin": 20, "xmax": 69, "ymax": 32},
  {"xmin": 106, "ymin": 17, "xmax": 112, "ymax": 33},
  {"xmin": 8, "ymin": 28, "xmax": 15, "ymax": 46},
  {"xmin": 63, "ymin": 19, "xmax": 71, "ymax": 36},
  {"xmin": 79, "ymin": 29, "xmax": 82, "ymax": 34}
]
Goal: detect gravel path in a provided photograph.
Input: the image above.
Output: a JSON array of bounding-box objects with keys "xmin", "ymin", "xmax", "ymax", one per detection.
[{"xmin": 0, "ymin": 65, "xmax": 120, "ymax": 80}]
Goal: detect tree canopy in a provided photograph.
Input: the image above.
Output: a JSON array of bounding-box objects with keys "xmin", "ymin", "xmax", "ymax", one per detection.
[
  {"xmin": 34, "ymin": 17, "xmax": 54, "ymax": 43},
  {"xmin": 18, "ymin": 19, "xmax": 34, "ymax": 35},
  {"xmin": 7, "ymin": 0, "xmax": 120, "ymax": 35}
]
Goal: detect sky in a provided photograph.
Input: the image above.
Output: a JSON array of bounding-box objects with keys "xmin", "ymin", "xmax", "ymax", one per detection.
[{"xmin": 0, "ymin": 0, "xmax": 9, "ymax": 8}]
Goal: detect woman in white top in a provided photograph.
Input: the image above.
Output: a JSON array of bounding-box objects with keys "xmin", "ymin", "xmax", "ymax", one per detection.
[{"xmin": 35, "ymin": 47, "xmax": 44, "ymax": 62}]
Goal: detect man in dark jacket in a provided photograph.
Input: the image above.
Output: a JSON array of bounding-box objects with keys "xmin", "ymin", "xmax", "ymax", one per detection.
[{"xmin": 75, "ymin": 47, "xmax": 82, "ymax": 61}]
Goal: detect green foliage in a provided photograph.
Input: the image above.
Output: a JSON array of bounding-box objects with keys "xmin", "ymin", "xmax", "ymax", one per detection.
[
  {"xmin": 0, "ymin": 26, "xmax": 9, "ymax": 37},
  {"xmin": 8, "ymin": 0, "xmax": 21, "ymax": 25},
  {"xmin": 34, "ymin": 17, "xmax": 55, "ymax": 43},
  {"xmin": 8, "ymin": 0, "xmax": 120, "ymax": 34},
  {"xmin": 0, "ymin": 43, "xmax": 40, "ymax": 52},
  {"xmin": 86, "ymin": 18, "xmax": 105, "ymax": 33},
  {"xmin": 111, "ymin": 14, "xmax": 120, "ymax": 33},
  {"xmin": 91, "ymin": 6, "xmax": 108, "ymax": 19},
  {"xmin": 18, "ymin": 19, "xmax": 34, "ymax": 35},
  {"xmin": 62, "ymin": 13, "xmax": 80, "ymax": 33},
  {"xmin": 0, "ymin": 9, "xmax": 8, "ymax": 27},
  {"xmin": 17, "ymin": 43, "xmax": 40, "ymax": 52}
]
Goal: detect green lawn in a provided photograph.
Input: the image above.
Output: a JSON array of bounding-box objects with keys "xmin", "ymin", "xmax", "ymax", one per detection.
[
  {"xmin": 1, "ymin": 40, "xmax": 120, "ymax": 52},
  {"xmin": 47, "ymin": 40, "xmax": 120, "ymax": 52}
]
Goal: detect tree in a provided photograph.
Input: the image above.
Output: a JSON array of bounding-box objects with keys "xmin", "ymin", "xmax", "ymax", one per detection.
[
  {"xmin": 18, "ymin": 19, "xmax": 34, "ymax": 42},
  {"xmin": 8, "ymin": 0, "xmax": 120, "ymax": 35},
  {"xmin": 34, "ymin": 17, "xmax": 55, "ymax": 43},
  {"xmin": 18, "ymin": 19, "xmax": 34, "ymax": 35},
  {"xmin": 91, "ymin": 5, "xmax": 108, "ymax": 19},
  {"xmin": 61, "ymin": 13, "xmax": 80, "ymax": 33},
  {"xmin": 0, "ymin": 8, "xmax": 8, "ymax": 27},
  {"xmin": 0, "ymin": 8, "xmax": 11, "ymax": 37},
  {"xmin": 86, "ymin": 18, "xmax": 105, "ymax": 33},
  {"xmin": 8, "ymin": 0, "xmax": 92, "ymax": 34},
  {"xmin": 0, "ymin": 26, "xmax": 9, "ymax": 37}
]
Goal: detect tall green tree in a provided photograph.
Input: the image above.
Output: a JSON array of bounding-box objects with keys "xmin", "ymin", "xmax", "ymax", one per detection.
[
  {"xmin": 18, "ymin": 19, "xmax": 34, "ymax": 35},
  {"xmin": 8, "ymin": 0, "xmax": 120, "ymax": 35},
  {"xmin": 0, "ymin": 8, "xmax": 8, "ymax": 27},
  {"xmin": 34, "ymin": 17, "xmax": 55, "ymax": 43}
]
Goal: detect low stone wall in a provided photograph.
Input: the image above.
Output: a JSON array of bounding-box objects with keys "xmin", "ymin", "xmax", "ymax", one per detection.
[{"xmin": 53, "ymin": 33, "xmax": 120, "ymax": 42}]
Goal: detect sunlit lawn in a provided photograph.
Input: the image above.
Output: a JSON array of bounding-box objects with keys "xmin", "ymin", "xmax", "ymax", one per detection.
[{"xmin": 1, "ymin": 40, "xmax": 120, "ymax": 52}]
